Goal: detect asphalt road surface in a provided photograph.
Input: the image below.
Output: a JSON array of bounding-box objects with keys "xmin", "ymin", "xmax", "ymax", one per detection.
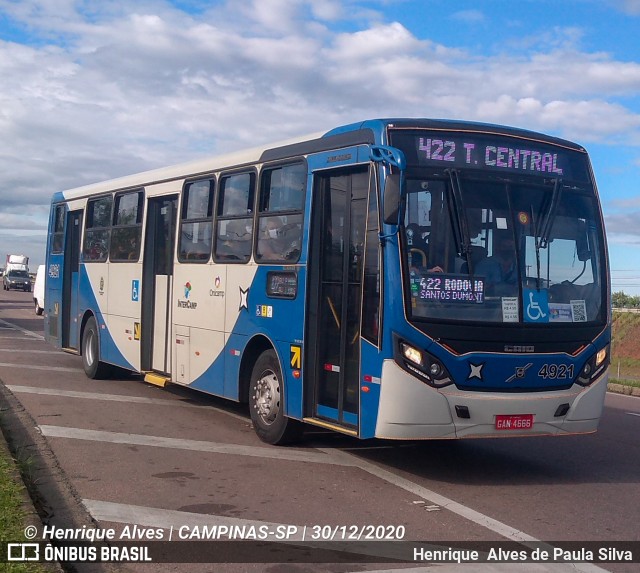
[{"xmin": 0, "ymin": 288, "xmax": 638, "ymax": 573}]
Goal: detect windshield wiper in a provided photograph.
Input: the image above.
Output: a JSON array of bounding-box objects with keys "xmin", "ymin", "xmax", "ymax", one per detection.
[
  {"xmin": 445, "ymin": 168, "xmax": 472, "ymax": 260},
  {"xmin": 537, "ymin": 178, "xmax": 563, "ymax": 250},
  {"xmin": 445, "ymin": 169, "xmax": 481, "ymax": 302},
  {"xmin": 532, "ymin": 177, "xmax": 562, "ymax": 290}
]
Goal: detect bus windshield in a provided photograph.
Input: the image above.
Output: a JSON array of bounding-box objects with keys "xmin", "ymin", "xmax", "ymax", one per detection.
[{"xmin": 401, "ymin": 173, "xmax": 606, "ymax": 325}]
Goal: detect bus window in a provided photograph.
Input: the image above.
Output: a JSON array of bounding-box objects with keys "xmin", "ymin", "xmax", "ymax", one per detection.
[
  {"xmin": 82, "ymin": 195, "xmax": 112, "ymax": 262},
  {"xmin": 50, "ymin": 204, "xmax": 66, "ymax": 254},
  {"xmin": 214, "ymin": 172, "xmax": 254, "ymax": 263},
  {"xmin": 110, "ymin": 190, "xmax": 144, "ymax": 262},
  {"xmin": 178, "ymin": 179, "xmax": 214, "ymax": 262},
  {"xmin": 256, "ymin": 163, "xmax": 306, "ymax": 263}
]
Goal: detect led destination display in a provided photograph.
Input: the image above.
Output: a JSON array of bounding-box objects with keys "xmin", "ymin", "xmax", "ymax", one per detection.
[{"xmin": 391, "ymin": 130, "xmax": 590, "ymax": 182}]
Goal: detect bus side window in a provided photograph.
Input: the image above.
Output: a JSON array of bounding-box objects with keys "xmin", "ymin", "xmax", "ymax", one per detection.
[
  {"xmin": 256, "ymin": 162, "xmax": 306, "ymax": 263},
  {"xmin": 214, "ymin": 172, "xmax": 254, "ymax": 263},
  {"xmin": 110, "ymin": 190, "xmax": 144, "ymax": 262},
  {"xmin": 178, "ymin": 179, "xmax": 214, "ymax": 262},
  {"xmin": 83, "ymin": 195, "xmax": 113, "ymax": 263},
  {"xmin": 51, "ymin": 204, "xmax": 66, "ymax": 254}
]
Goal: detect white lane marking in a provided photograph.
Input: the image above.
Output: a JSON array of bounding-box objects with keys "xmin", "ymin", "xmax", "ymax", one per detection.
[
  {"xmin": 84, "ymin": 499, "xmax": 305, "ymax": 539},
  {"xmin": 0, "ymin": 318, "xmax": 44, "ymax": 339},
  {"xmin": 38, "ymin": 429, "xmax": 610, "ymax": 572},
  {"xmin": 0, "ymin": 349, "xmax": 60, "ymax": 354},
  {"xmin": 8, "ymin": 385, "xmax": 249, "ymax": 422},
  {"xmin": 318, "ymin": 450, "xmax": 610, "ymax": 573},
  {"xmin": 627, "ymin": 412, "xmax": 640, "ymax": 417},
  {"xmin": 11, "ymin": 385, "xmax": 212, "ymax": 408},
  {"xmin": 0, "ymin": 362, "xmax": 79, "ymax": 372},
  {"xmin": 86, "ymin": 500, "xmax": 612, "ymax": 573},
  {"xmin": 38, "ymin": 425, "xmax": 351, "ymax": 466},
  {"xmin": 320, "ymin": 448, "xmax": 535, "ymax": 542},
  {"xmin": 84, "ymin": 500, "xmax": 420, "ymax": 563}
]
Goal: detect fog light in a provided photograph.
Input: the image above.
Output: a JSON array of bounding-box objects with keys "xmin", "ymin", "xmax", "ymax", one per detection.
[{"xmin": 429, "ymin": 363, "xmax": 442, "ymax": 377}]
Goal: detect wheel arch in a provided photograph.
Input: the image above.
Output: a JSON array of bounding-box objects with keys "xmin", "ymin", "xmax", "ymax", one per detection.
[
  {"xmin": 238, "ymin": 334, "xmax": 278, "ymax": 404},
  {"xmin": 79, "ymin": 310, "xmax": 97, "ymax": 356}
]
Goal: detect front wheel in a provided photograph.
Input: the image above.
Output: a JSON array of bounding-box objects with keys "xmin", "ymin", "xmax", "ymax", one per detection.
[
  {"xmin": 81, "ymin": 316, "xmax": 111, "ymax": 379},
  {"xmin": 249, "ymin": 349, "xmax": 301, "ymax": 445},
  {"xmin": 34, "ymin": 299, "xmax": 43, "ymax": 316}
]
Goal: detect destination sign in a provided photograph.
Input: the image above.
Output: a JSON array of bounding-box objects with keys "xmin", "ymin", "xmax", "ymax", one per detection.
[
  {"xmin": 391, "ymin": 131, "xmax": 589, "ymax": 182},
  {"xmin": 411, "ymin": 274, "xmax": 485, "ymax": 304}
]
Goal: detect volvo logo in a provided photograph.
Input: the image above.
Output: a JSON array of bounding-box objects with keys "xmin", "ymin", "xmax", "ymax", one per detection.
[{"xmin": 506, "ymin": 363, "xmax": 533, "ymax": 383}]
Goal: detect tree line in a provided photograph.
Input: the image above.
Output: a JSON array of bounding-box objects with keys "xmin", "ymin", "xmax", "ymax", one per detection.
[{"xmin": 612, "ymin": 291, "xmax": 640, "ymax": 309}]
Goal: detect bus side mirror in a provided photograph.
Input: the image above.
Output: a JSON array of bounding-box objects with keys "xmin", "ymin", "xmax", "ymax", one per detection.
[
  {"xmin": 369, "ymin": 145, "xmax": 406, "ymax": 226},
  {"xmin": 383, "ymin": 172, "xmax": 403, "ymax": 225}
]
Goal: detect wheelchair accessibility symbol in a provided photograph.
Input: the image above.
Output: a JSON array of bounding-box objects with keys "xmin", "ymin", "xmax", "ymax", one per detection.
[{"xmin": 524, "ymin": 289, "xmax": 549, "ymax": 323}]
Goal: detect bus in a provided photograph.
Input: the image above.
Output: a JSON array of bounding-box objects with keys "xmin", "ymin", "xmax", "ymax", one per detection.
[{"xmin": 44, "ymin": 118, "xmax": 610, "ymax": 444}]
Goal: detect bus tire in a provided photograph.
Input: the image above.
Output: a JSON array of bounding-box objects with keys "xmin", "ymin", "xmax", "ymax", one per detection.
[
  {"xmin": 34, "ymin": 300, "xmax": 43, "ymax": 315},
  {"xmin": 82, "ymin": 316, "xmax": 110, "ymax": 379},
  {"xmin": 249, "ymin": 349, "xmax": 301, "ymax": 445}
]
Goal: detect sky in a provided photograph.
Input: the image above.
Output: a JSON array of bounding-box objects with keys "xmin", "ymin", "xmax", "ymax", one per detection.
[{"xmin": 0, "ymin": 0, "xmax": 639, "ymax": 294}]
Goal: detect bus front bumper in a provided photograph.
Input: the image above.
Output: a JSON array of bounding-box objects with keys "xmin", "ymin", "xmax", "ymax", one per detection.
[{"xmin": 374, "ymin": 360, "xmax": 608, "ymax": 440}]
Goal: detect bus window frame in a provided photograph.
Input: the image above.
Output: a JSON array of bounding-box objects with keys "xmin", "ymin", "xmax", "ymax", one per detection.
[
  {"xmin": 213, "ymin": 168, "xmax": 257, "ymax": 264},
  {"xmin": 178, "ymin": 176, "xmax": 215, "ymax": 264},
  {"xmin": 361, "ymin": 166, "xmax": 383, "ymax": 348},
  {"xmin": 82, "ymin": 194, "xmax": 113, "ymax": 263}
]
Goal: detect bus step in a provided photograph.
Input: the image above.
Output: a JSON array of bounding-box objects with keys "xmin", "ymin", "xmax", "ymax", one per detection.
[
  {"xmin": 143, "ymin": 372, "xmax": 171, "ymax": 388},
  {"xmin": 303, "ymin": 417, "xmax": 358, "ymax": 437}
]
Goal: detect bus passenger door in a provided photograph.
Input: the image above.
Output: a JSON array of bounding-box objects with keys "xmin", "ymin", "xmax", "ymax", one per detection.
[
  {"xmin": 141, "ymin": 195, "xmax": 178, "ymax": 375},
  {"xmin": 62, "ymin": 210, "xmax": 82, "ymax": 350},
  {"xmin": 307, "ymin": 166, "xmax": 369, "ymax": 431}
]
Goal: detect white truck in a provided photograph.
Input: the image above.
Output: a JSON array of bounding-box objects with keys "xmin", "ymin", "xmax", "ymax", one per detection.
[
  {"xmin": 5, "ymin": 254, "xmax": 29, "ymax": 273},
  {"xmin": 3, "ymin": 254, "xmax": 31, "ymax": 292}
]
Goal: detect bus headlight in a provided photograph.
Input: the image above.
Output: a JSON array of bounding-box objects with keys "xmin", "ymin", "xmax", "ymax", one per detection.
[
  {"xmin": 575, "ymin": 345, "xmax": 609, "ymax": 386},
  {"xmin": 395, "ymin": 336, "xmax": 453, "ymax": 388},
  {"xmin": 401, "ymin": 343, "xmax": 423, "ymax": 367}
]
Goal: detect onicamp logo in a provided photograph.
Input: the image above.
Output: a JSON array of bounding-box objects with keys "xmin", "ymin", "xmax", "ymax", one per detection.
[{"xmin": 210, "ymin": 276, "xmax": 225, "ymax": 298}]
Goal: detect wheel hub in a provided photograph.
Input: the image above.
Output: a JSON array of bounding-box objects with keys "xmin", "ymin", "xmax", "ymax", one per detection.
[{"xmin": 253, "ymin": 371, "xmax": 280, "ymax": 425}]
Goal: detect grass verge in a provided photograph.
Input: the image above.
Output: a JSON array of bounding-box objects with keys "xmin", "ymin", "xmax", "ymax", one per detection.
[
  {"xmin": 609, "ymin": 377, "xmax": 640, "ymax": 389},
  {"xmin": 0, "ymin": 446, "xmax": 49, "ymax": 572}
]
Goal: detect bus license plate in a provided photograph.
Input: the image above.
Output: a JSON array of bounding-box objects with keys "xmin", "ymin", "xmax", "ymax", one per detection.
[{"xmin": 495, "ymin": 414, "xmax": 534, "ymax": 430}]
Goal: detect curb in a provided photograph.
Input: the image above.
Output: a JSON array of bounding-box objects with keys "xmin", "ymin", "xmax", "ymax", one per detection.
[
  {"xmin": 607, "ymin": 383, "xmax": 640, "ymax": 397},
  {"xmin": 0, "ymin": 382, "xmax": 127, "ymax": 573}
]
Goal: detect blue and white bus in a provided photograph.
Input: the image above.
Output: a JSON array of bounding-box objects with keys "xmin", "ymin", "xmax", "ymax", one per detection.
[{"xmin": 44, "ymin": 118, "xmax": 610, "ymax": 444}]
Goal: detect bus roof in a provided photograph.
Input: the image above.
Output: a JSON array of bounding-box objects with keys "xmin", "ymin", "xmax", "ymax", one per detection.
[{"xmin": 54, "ymin": 118, "xmax": 585, "ymax": 202}]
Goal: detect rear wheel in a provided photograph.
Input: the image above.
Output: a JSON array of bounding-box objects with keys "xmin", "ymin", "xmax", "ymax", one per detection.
[
  {"xmin": 34, "ymin": 299, "xmax": 43, "ymax": 315},
  {"xmin": 81, "ymin": 316, "xmax": 111, "ymax": 379},
  {"xmin": 249, "ymin": 349, "xmax": 301, "ymax": 445}
]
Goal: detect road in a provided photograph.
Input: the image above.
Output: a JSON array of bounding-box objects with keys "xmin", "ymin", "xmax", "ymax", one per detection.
[{"xmin": 0, "ymin": 288, "xmax": 639, "ymax": 573}]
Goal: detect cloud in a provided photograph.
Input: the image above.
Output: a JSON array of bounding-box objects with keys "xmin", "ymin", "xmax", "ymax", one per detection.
[
  {"xmin": 1, "ymin": 0, "xmax": 640, "ymax": 266},
  {"xmin": 615, "ymin": 0, "xmax": 640, "ymax": 15}
]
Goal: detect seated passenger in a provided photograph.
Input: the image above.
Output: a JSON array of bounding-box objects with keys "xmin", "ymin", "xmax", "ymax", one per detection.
[
  {"xmin": 476, "ymin": 233, "xmax": 517, "ymax": 294},
  {"xmin": 257, "ymin": 217, "xmax": 301, "ymax": 261}
]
